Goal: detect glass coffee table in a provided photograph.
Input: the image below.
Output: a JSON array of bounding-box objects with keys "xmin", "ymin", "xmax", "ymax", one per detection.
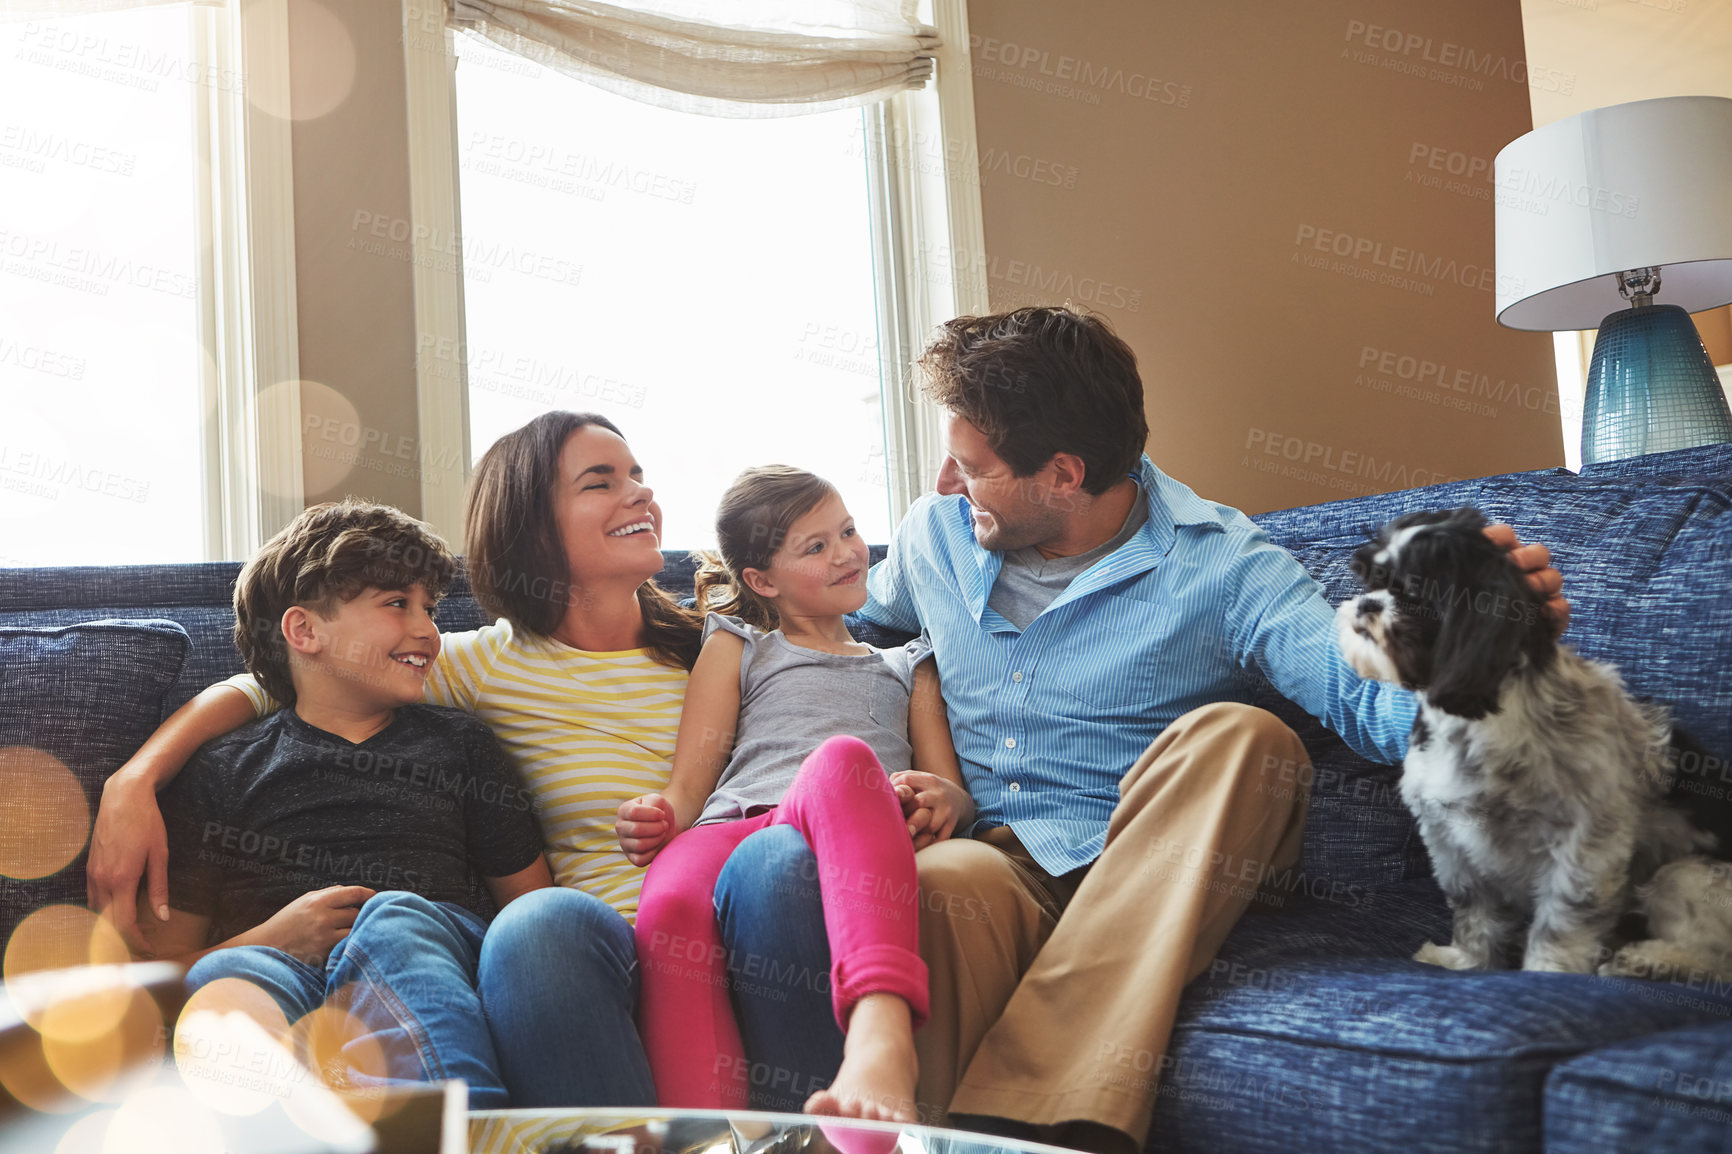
[
  {"xmin": 0, "ymin": 962, "xmax": 1079, "ymax": 1154},
  {"xmin": 468, "ymin": 1108, "xmax": 1081, "ymax": 1154}
]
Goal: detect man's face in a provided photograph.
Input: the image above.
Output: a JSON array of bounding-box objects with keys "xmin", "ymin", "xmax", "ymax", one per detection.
[{"xmin": 934, "ymin": 413, "xmax": 1065, "ymax": 552}]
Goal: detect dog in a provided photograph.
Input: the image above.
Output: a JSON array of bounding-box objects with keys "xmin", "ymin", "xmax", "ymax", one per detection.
[{"xmin": 1333, "ymin": 507, "xmax": 1731, "ymax": 979}]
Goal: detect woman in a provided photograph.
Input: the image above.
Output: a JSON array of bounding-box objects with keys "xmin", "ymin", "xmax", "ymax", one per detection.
[{"xmin": 90, "ymin": 412, "xmax": 701, "ymax": 1106}]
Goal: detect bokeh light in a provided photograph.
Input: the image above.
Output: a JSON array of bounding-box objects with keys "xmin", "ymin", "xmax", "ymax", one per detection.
[
  {"xmin": 51, "ymin": 1108, "xmax": 116, "ymax": 1154},
  {"xmin": 0, "ymin": 1023, "xmax": 80, "ymax": 1114},
  {"xmin": 243, "ymin": 0, "xmax": 355, "ymax": 121},
  {"xmin": 288, "ymin": 1000, "xmax": 389, "ymax": 1123},
  {"xmin": 174, "ymin": 979, "xmax": 294, "ymax": 1116},
  {"xmin": 104, "ymin": 1085, "xmax": 226, "ymax": 1154},
  {"xmin": 0, "ymin": 747, "xmax": 91, "ymax": 880},
  {"xmin": 43, "ymin": 986, "xmax": 163, "ymax": 1103},
  {"xmin": 293, "ymin": 379, "xmax": 362, "ymax": 497},
  {"xmin": 5, "ymin": 908, "xmax": 134, "ymax": 1044},
  {"xmin": 4, "ymin": 906, "xmax": 130, "ymax": 979}
]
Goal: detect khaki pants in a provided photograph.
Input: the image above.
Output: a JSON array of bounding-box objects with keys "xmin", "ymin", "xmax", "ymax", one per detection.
[{"xmin": 913, "ymin": 702, "xmax": 1312, "ymax": 1152}]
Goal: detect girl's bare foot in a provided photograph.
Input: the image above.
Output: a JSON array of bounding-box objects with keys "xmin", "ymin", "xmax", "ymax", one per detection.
[{"xmin": 803, "ymin": 994, "xmax": 918, "ymax": 1123}]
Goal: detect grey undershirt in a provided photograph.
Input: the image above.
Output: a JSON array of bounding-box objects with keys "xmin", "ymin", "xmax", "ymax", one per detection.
[{"xmin": 986, "ymin": 489, "xmax": 1149, "ymax": 630}]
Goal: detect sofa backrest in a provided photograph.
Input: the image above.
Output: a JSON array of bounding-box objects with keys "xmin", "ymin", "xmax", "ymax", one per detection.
[
  {"xmin": 1, "ymin": 444, "xmax": 1727, "ymax": 911},
  {"xmin": 0, "ymin": 547, "xmax": 893, "ymax": 717}
]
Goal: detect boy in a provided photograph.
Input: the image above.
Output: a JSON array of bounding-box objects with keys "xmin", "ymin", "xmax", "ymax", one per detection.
[{"xmin": 139, "ymin": 499, "xmax": 551, "ymax": 1107}]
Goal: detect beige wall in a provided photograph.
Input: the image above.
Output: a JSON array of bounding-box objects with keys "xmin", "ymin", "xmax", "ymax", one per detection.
[
  {"xmin": 1520, "ymin": 0, "xmax": 1732, "ymax": 368},
  {"xmin": 1520, "ymin": 0, "xmax": 1732, "ymax": 125},
  {"xmin": 1699, "ymin": 308, "xmax": 1732, "ymax": 367},
  {"xmin": 965, "ymin": 0, "xmax": 1564, "ymax": 514},
  {"xmin": 286, "ymin": 0, "xmax": 424, "ymax": 515},
  {"xmin": 282, "ymin": 1, "xmax": 1585, "ymax": 517}
]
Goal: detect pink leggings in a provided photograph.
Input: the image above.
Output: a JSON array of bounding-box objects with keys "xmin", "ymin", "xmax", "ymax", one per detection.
[{"xmin": 635, "ymin": 735, "xmax": 930, "ymax": 1108}]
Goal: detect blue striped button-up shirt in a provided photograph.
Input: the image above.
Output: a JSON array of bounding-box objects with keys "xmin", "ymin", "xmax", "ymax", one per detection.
[{"xmin": 859, "ymin": 455, "xmax": 1419, "ymax": 876}]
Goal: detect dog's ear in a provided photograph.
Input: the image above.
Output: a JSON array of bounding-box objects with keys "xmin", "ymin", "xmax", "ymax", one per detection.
[{"xmin": 1424, "ymin": 537, "xmax": 1537, "ymax": 719}]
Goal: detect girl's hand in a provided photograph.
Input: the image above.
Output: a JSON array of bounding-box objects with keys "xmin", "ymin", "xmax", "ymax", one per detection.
[
  {"xmin": 617, "ymin": 793, "xmax": 679, "ymax": 866},
  {"xmin": 253, "ymin": 886, "xmax": 374, "ymax": 966},
  {"xmin": 891, "ymin": 771, "xmax": 973, "ymax": 851}
]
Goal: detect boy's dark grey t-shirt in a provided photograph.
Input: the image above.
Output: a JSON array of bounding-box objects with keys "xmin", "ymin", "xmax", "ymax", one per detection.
[{"xmin": 161, "ymin": 704, "xmax": 544, "ymax": 940}]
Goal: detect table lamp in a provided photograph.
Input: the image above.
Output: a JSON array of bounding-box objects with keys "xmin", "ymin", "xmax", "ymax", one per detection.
[{"xmin": 1494, "ymin": 95, "xmax": 1732, "ymax": 463}]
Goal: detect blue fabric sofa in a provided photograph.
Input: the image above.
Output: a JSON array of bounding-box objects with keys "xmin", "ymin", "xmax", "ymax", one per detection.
[
  {"xmin": 1148, "ymin": 440, "xmax": 1732, "ymax": 1154},
  {"xmin": 2, "ymin": 441, "xmax": 1729, "ymax": 1151}
]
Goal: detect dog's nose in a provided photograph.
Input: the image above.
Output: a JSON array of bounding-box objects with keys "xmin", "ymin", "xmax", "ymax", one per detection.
[{"xmin": 1358, "ymin": 595, "xmax": 1385, "ymax": 618}]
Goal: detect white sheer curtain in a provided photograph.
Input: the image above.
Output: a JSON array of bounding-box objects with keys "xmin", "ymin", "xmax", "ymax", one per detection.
[
  {"xmin": 0, "ymin": 0, "xmax": 218, "ymax": 16},
  {"xmin": 448, "ymin": 0, "xmax": 938, "ymax": 117}
]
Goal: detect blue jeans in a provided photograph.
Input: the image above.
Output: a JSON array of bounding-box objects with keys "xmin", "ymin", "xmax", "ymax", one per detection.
[
  {"xmin": 186, "ymin": 887, "xmax": 655, "ymax": 1108},
  {"xmin": 186, "ymin": 891, "xmax": 511, "ymax": 1107},
  {"xmin": 479, "ymin": 885, "xmax": 655, "ymax": 1107},
  {"xmin": 713, "ymin": 825, "xmax": 844, "ymax": 1112}
]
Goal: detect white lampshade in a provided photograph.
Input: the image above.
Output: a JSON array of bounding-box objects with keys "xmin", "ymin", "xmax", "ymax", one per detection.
[{"xmin": 1494, "ymin": 95, "xmax": 1732, "ymax": 331}]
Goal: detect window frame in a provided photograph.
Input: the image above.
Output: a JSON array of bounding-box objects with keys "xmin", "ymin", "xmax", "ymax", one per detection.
[
  {"xmin": 400, "ymin": 0, "xmax": 986, "ymax": 551},
  {"xmin": 194, "ymin": 0, "xmax": 304, "ymax": 560}
]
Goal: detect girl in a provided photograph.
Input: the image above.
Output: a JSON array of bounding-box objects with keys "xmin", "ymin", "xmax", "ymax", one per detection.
[{"xmin": 616, "ymin": 466, "xmax": 972, "ymax": 1122}]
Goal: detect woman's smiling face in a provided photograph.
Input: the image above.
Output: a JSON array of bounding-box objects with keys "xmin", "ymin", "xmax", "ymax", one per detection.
[{"xmin": 552, "ymin": 424, "xmax": 665, "ymax": 588}]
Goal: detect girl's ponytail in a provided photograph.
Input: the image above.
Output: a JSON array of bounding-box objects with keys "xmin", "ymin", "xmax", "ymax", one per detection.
[{"xmin": 692, "ymin": 550, "xmax": 779, "ymax": 633}]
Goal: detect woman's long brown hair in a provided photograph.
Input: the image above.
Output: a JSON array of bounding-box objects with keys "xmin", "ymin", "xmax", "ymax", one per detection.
[{"xmin": 465, "ymin": 411, "xmax": 701, "ymax": 671}]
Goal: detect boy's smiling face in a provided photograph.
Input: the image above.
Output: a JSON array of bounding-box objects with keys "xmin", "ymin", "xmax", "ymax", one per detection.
[{"xmin": 292, "ymin": 584, "xmax": 441, "ymax": 710}]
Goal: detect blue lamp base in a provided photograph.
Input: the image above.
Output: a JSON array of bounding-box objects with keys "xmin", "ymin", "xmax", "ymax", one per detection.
[{"xmin": 1582, "ymin": 303, "xmax": 1732, "ymax": 464}]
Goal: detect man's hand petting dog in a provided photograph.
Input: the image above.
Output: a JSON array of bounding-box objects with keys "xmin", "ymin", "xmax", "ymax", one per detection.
[{"xmin": 1483, "ymin": 522, "xmax": 1569, "ymax": 635}]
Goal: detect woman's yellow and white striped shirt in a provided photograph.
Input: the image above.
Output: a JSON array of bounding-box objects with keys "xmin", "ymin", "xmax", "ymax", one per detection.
[{"xmin": 226, "ymin": 619, "xmax": 688, "ymax": 922}]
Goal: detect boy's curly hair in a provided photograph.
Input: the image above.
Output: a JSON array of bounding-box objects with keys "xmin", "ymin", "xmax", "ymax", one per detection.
[{"xmin": 233, "ymin": 499, "xmax": 456, "ymax": 707}]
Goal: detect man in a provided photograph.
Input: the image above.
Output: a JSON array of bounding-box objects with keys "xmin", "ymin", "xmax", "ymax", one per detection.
[{"xmin": 711, "ymin": 306, "xmax": 1565, "ymax": 1152}]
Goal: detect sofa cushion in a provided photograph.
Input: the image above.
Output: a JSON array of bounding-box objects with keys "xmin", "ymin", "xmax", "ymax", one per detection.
[
  {"xmin": 1544, "ymin": 1018, "xmax": 1732, "ymax": 1152},
  {"xmin": 0, "ymin": 619, "xmax": 190, "ymax": 942},
  {"xmin": 1153, "ymin": 881, "xmax": 1732, "ymax": 1154}
]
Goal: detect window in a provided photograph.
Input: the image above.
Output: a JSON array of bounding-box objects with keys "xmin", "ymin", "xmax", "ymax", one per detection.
[
  {"xmin": 0, "ymin": 7, "xmax": 204, "ymax": 565},
  {"xmin": 454, "ymin": 38, "xmax": 892, "ymax": 548},
  {"xmin": 0, "ymin": 1, "xmax": 299, "ymax": 566},
  {"xmin": 406, "ymin": 0, "xmax": 987, "ymax": 550}
]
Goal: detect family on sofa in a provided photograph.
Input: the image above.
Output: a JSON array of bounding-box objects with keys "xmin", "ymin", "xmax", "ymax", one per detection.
[{"xmin": 87, "ymin": 306, "xmax": 1575, "ymax": 1153}]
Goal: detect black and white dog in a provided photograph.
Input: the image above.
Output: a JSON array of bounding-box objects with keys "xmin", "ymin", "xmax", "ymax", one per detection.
[{"xmin": 1334, "ymin": 507, "xmax": 1732, "ymax": 979}]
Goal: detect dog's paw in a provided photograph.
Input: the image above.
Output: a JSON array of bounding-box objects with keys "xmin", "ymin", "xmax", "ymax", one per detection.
[
  {"xmin": 1522, "ymin": 954, "xmax": 1597, "ymax": 975},
  {"xmin": 1522, "ymin": 940, "xmax": 1602, "ymax": 974},
  {"xmin": 1598, "ymin": 940, "xmax": 1704, "ymax": 982},
  {"xmin": 1600, "ymin": 943, "xmax": 1660, "ymax": 979},
  {"xmin": 1414, "ymin": 941, "xmax": 1478, "ymax": 970}
]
